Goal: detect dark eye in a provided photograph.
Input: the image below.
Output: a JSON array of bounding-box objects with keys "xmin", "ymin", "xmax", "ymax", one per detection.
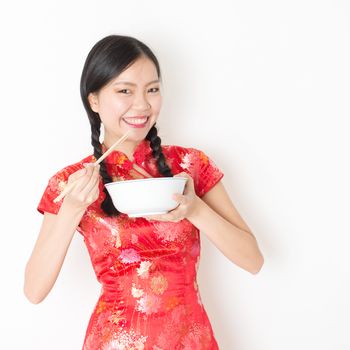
[
  {"xmin": 148, "ymin": 87, "xmax": 159, "ymax": 93},
  {"xmin": 118, "ymin": 89, "xmax": 131, "ymax": 94}
]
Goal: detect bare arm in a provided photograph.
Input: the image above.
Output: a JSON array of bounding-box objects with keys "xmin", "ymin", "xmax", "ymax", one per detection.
[
  {"xmin": 23, "ymin": 163, "xmax": 100, "ymax": 304},
  {"xmin": 189, "ymin": 181, "xmax": 264, "ymax": 274},
  {"xmin": 23, "ymin": 203, "xmax": 86, "ymax": 304}
]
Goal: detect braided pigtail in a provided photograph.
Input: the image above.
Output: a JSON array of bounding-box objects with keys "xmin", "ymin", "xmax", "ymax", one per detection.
[
  {"xmin": 146, "ymin": 123, "xmax": 173, "ymax": 177},
  {"xmin": 90, "ymin": 115, "xmax": 120, "ymax": 216}
]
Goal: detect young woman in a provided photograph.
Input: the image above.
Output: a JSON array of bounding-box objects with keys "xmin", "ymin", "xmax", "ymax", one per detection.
[{"xmin": 24, "ymin": 34, "xmax": 264, "ymax": 350}]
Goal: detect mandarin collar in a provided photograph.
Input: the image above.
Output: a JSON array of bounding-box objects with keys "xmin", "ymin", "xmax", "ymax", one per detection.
[{"xmin": 100, "ymin": 138, "xmax": 153, "ymax": 166}]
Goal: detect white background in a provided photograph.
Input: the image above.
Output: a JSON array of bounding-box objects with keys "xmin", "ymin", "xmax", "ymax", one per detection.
[{"xmin": 1, "ymin": 0, "xmax": 350, "ymax": 349}]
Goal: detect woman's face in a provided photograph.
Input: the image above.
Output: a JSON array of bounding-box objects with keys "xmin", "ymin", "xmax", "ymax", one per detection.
[{"xmin": 88, "ymin": 56, "xmax": 162, "ymax": 144}]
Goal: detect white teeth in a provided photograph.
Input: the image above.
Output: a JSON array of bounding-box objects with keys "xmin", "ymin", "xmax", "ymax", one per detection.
[{"xmin": 124, "ymin": 117, "xmax": 148, "ymax": 125}]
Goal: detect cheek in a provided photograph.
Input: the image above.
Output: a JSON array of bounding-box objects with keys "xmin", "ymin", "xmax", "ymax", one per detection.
[
  {"xmin": 151, "ymin": 95, "xmax": 162, "ymax": 112},
  {"xmin": 100, "ymin": 95, "xmax": 132, "ymax": 117},
  {"xmin": 113, "ymin": 99, "xmax": 132, "ymax": 115}
]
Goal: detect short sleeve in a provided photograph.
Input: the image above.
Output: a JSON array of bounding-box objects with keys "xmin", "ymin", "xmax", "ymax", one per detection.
[
  {"xmin": 37, "ymin": 168, "xmax": 70, "ymax": 215},
  {"xmin": 195, "ymin": 149, "xmax": 224, "ymax": 197},
  {"xmin": 179, "ymin": 147, "xmax": 224, "ymax": 198}
]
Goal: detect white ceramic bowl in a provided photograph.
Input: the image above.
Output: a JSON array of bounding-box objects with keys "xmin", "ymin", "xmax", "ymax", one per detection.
[{"xmin": 104, "ymin": 177, "xmax": 188, "ymax": 217}]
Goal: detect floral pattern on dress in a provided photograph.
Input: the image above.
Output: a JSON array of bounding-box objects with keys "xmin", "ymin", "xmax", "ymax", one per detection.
[
  {"xmin": 102, "ymin": 328, "xmax": 148, "ymax": 350},
  {"xmin": 37, "ymin": 139, "xmax": 224, "ymax": 349},
  {"xmin": 136, "ymin": 293, "xmax": 162, "ymax": 315},
  {"xmin": 119, "ymin": 248, "xmax": 141, "ymax": 264},
  {"xmin": 137, "ymin": 260, "xmax": 152, "ymax": 279}
]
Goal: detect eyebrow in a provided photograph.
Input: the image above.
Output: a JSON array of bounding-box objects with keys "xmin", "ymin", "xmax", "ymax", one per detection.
[{"xmin": 113, "ymin": 79, "xmax": 160, "ymax": 86}]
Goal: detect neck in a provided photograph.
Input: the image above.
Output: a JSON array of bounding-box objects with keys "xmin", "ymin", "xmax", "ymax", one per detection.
[{"xmin": 103, "ymin": 137, "xmax": 143, "ymax": 161}]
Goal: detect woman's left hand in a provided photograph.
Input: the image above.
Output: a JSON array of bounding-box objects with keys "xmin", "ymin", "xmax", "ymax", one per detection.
[{"xmin": 142, "ymin": 172, "xmax": 200, "ymax": 222}]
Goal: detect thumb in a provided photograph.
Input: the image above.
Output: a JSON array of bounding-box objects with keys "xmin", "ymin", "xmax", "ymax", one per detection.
[
  {"xmin": 68, "ymin": 167, "xmax": 87, "ymax": 183},
  {"xmin": 172, "ymin": 193, "xmax": 187, "ymax": 204}
]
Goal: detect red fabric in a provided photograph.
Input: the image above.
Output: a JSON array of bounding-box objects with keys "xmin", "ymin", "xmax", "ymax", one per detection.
[{"xmin": 37, "ymin": 139, "xmax": 224, "ymax": 350}]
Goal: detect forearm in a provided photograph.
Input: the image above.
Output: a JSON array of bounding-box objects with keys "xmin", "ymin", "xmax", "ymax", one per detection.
[
  {"xmin": 188, "ymin": 198, "xmax": 264, "ymax": 274},
  {"xmin": 24, "ymin": 202, "xmax": 85, "ymax": 303}
]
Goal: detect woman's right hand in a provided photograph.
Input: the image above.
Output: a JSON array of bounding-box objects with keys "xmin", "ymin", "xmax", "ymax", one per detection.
[{"xmin": 63, "ymin": 163, "xmax": 101, "ymax": 210}]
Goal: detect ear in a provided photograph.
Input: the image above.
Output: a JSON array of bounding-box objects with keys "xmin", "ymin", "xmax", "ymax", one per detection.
[{"xmin": 88, "ymin": 92, "xmax": 99, "ymax": 113}]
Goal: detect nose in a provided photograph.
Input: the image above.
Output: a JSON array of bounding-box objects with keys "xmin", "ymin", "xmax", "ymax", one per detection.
[{"xmin": 133, "ymin": 91, "xmax": 151, "ymax": 111}]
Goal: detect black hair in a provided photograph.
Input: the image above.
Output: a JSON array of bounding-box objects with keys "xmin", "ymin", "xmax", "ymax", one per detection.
[{"xmin": 80, "ymin": 34, "xmax": 173, "ymax": 217}]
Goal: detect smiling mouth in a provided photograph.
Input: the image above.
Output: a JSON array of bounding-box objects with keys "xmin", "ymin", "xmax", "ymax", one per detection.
[{"xmin": 122, "ymin": 116, "xmax": 150, "ymax": 126}]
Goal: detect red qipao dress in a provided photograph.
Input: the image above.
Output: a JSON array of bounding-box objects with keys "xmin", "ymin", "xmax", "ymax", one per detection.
[{"xmin": 37, "ymin": 139, "xmax": 224, "ymax": 350}]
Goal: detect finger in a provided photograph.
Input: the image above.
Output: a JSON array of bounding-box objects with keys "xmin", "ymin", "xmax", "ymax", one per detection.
[
  {"xmin": 87, "ymin": 185, "xmax": 100, "ymax": 203},
  {"xmin": 67, "ymin": 167, "xmax": 87, "ymax": 184},
  {"xmin": 175, "ymin": 172, "xmax": 192, "ymax": 180},
  {"xmin": 183, "ymin": 183, "xmax": 192, "ymax": 195},
  {"xmin": 144, "ymin": 214, "xmax": 164, "ymax": 221},
  {"xmin": 177, "ymin": 172, "xmax": 193, "ymax": 184},
  {"xmin": 144, "ymin": 216, "xmax": 155, "ymax": 221},
  {"xmin": 155, "ymin": 212, "xmax": 178, "ymax": 222},
  {"xmin": 82, "ymin": 166, "xmax": 100, "ymax": 196},
  {"xmin": 74, "ymin": 164, "xmax": 95, "ymax": 192},
  {"xmin": 174, "ymin": 171, "xmax": 187, "ymax": 176},
  {"xmin": 172, "ymin": 193, "xmax": 187, "ymax": 205}
]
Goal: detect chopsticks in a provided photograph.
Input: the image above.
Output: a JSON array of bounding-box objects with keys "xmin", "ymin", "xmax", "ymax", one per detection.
[{"xmin": 53, "ymin": 130, "xmax": 132, "ymax": 203}]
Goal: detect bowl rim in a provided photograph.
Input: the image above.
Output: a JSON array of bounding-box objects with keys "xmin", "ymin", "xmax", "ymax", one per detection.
[{"xmin": 105, "ymin": 176, "xmax": 188, "ymax": 187}]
